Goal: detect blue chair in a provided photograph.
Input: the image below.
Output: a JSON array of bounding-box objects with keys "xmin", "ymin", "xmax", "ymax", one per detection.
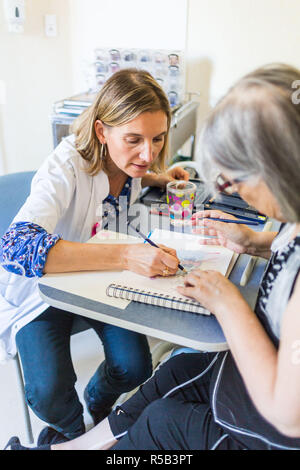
[
  {"xmin": 0, "ymin": 171, "xmax": 36, "ymax": 237},
  {"xmin": 0, "ymin": 172, "xmax": 36, "ymax": 443}
]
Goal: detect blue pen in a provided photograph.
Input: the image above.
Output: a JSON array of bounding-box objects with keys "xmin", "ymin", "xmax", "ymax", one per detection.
[
  {"xmin": 127, "ymin": 222, "xmax": 187, "ymax": 273},
  {"xmin": 202, "ymin": 217, "xmax": 259, "ymax": 226}
]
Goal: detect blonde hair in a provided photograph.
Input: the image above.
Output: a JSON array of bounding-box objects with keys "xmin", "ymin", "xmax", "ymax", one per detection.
[
  {"xmin": 72, "ymin": 68, "xmax": 171, "ymax": 176},
  {"xmin": 199, "ymin": 63, "xmax": 300, "ymax": 223}
]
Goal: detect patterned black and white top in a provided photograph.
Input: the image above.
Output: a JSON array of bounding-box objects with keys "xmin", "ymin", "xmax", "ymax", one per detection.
[
  {"xmin": 210, "ymin": 224, "xmax": 300, "ymax": 450},
  {"xmin": 255, "ymin": 225, "xmax": 300, "ymax": 347}
]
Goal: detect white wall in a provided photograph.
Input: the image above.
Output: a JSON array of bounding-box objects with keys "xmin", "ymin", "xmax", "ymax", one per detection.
[
  {"xmin": 69, "ymin": 0, "xmax": 188, "ymax": 93},
  {"xmin": 186, "ymin": 0, "xmax": 300, "ymax": 125},
  {"xmin": 2, "ymin": 0, "xmax": 300, "ymax": 174},
  {"xmin": 0, "ymin": 0, "xmax": 72, "ymax": 174},
  {"xmin": 69, "ymin": 0, "xmax": 300, "ymax": 152}
]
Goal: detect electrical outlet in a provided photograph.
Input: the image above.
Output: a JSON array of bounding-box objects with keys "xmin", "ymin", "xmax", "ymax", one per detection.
[{"xmin": 0, "ymin": 80, "xmax": 6, "ymax": 105}]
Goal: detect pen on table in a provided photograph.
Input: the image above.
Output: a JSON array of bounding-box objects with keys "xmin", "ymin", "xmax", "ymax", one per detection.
[
  {"xmin": 240, "ymin": 220, "xmax": 273, "ymax": 287},
  {"xmin": 127, "ymin": 222, "xmax": 187, "ymax": 274},
  {"xmin": 196, "ymin": 217, "xmax": 259, "ymax": 226},
  {"xmin": 150, "ymin": 208, "xmax": 169, "ymax": 217},
  {"xmin": 151, "ymin": 211, "xmax": 259, "ymax": 226}
]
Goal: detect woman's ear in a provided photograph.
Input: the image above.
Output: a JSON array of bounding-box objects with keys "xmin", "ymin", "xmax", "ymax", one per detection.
[{"xmin": 95, "ymin": 120, "xmax": 106, "ymax": 144}]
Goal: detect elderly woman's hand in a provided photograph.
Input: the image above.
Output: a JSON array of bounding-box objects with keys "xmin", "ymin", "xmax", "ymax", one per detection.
[
  {"xmin": 177, "ymin": 269, "xmax": 245, "ymax": 317},
  {"xmin": 191, "ymin": 210, "xmax": 257, "ymax": 254}
]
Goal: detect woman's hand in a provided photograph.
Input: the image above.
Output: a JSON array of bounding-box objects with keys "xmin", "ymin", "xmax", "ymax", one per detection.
[
  {"xmin": 177, "ymin": 269, "xmax": 246, "ymax": 317},
  {"xmin": 123, "ymin": 243, "xmax": 180, "ymax": 278},
  {"xmin": 165, "ymin": 166, "xmax": 190, "ymax": 184},
  {"xmin": 191, "ymin": 210, "xmax": 256, "ymax": 254},
  {"xmin": 142, "ymin": 167, "xmax": 189, "ymax": 189}
]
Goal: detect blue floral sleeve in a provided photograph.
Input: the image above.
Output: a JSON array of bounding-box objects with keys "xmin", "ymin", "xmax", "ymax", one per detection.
[{"xmin": 0, "ymin": 222, "xmax": 61, "ymax": 278}]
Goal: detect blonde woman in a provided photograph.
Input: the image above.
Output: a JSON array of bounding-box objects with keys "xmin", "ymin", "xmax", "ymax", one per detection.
[{"xmin": 0, "ymin": 69, "xmax": 187, "ymax": 443}]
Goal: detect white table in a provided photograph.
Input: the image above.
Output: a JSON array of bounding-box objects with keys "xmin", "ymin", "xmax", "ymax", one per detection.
[{"xmin": 38, "ymin": 213, "xmax": 274, "ymax": 352}]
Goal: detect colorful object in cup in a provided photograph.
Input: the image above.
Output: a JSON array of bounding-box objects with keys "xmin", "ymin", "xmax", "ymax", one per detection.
[{"xmin": 167, "ymin": 180, "xmax": 196, "ymax": 225}]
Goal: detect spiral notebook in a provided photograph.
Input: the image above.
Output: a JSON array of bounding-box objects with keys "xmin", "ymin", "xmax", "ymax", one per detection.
[{"xmin": 106, "ymin": 229, "xmax": 237, "ymax": 315}]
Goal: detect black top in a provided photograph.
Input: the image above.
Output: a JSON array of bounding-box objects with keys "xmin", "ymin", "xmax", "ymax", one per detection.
[{"xmin": 210, "ymin": 232, "xmax": 300, "ymax": 450}]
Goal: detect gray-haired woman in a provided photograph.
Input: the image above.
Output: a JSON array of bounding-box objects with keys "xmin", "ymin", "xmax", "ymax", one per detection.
[{"xmin": 5, "ymin": 63, "xmax": 300, "ymax": 450}]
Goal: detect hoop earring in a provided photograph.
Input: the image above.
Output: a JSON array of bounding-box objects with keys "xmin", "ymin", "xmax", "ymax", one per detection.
[{"xmin": 100, "ymin": 143, "xmax": 107, "ymax": 159}]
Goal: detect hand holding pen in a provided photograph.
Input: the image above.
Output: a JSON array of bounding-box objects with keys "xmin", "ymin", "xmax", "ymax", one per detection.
[{"xmin": 128, "ymin": 222, "xmax": 187, "ymax": 275}]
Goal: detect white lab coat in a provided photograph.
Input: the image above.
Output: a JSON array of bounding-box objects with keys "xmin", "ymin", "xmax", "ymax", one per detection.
[{"xmin": 0, "ymin": 135, "xmax": 142, "ymax": 362}]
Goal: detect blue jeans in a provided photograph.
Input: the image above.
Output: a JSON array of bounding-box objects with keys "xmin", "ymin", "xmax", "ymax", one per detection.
[{"xmin": 16, "ymin": 306, "xmax": 152, "ymax": 439}]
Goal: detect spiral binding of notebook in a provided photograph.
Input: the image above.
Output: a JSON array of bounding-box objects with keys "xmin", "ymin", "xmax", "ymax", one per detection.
[{"xmin": 106, "ymin": 284, "xmax": 210, "ymax": 315}]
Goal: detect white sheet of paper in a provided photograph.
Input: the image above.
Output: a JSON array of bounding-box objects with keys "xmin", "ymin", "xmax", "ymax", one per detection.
[
  {"xmin": 88, "ymin": 230, "xmax": 141, "ymax": 244},
  {"xmin": 40, "ymin": 270, "xmax": 131, "ymax": 309}
]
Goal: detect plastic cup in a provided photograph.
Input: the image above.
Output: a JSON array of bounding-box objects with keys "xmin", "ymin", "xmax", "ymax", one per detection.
[{"xmin": 166, "ymin": 180, "xmax": 196, "ymax": 226}]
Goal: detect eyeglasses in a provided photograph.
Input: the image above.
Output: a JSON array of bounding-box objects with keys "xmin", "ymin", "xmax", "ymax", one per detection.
[{"xmin": 214, "ymin": 174, "xmax": 244, "ymax": 195}]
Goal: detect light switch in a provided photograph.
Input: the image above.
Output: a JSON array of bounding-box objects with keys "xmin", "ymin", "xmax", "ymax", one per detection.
[
  {"xmin": 45, "ymin": 14, "xmax": 57, "ymax": 37},
  {"xmin": 0, "ymin": 80, "xmax": 6, "ymax": 105}
]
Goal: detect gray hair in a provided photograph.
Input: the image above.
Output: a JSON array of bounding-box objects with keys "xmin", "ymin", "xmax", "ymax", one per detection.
[{"xmin": 199, "ymin": 63, "xmax": 300, "ymax": 223}]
